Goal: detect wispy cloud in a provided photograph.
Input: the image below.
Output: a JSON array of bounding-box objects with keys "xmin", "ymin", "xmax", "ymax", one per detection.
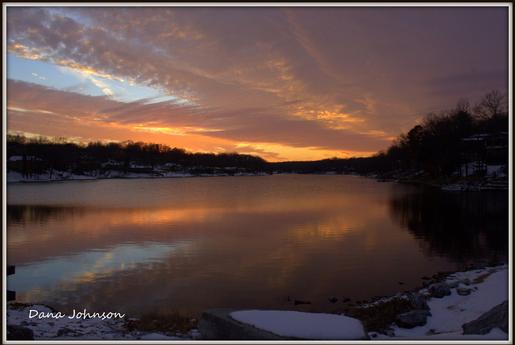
[
  {"xmin": 7, "ymin": 80, "xmax": 387, "ymax": 160},
  {"xmin": 31, "ymin": 72, "xmax": 46, "ymax": 80}
]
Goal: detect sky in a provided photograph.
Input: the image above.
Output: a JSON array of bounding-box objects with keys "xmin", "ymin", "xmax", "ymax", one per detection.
[{"xmin": 6, "ymin": 6, "xmax": 508, "ymax": 162}]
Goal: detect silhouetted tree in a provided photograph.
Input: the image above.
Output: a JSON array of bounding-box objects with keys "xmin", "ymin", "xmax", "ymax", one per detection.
[{"xmin": 473, "ymin": 90, "xmax": 507, "ymax": 119}]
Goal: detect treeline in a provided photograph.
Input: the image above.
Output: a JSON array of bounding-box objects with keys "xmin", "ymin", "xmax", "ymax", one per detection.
[
  {"xmin": 7, "ymin": 136, "xmax": 267, "ymax": 177},
  {"xmin": 272, "ymin": 90, "xmax": 509, "ymax": 178},
  {"xmin": 380, "ymin": 90, "xmax": 508, "ymax": 177},
  {"xmin": 7, "ymin": 90, "xmax": 508, "ymax": 179}
]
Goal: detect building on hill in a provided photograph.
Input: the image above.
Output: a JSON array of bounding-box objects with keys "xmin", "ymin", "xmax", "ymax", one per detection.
[{"xmin": 460, "ymin": 132, "xmax": 508, "ymax": 177}]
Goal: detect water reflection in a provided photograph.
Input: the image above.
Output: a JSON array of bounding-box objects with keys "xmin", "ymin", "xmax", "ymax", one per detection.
[
  {"xmin": 9, "ymin": 242, "xmax": 186, "ymax": 302},
  {"xmin": 7, "ymin": 175, "xmax": 508, "ymax": 315},
  {"xmin": 389, "ymin": 189, "xmax": 508, "ymax": 263},
  {"xmin": 8, "ymin": 205, "xmax": 88, "ymax": 225}
]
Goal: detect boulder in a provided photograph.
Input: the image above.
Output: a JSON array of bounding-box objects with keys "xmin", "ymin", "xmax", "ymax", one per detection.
[
  {"xmin": 462, "ymin": 301, "xmax": 508, "ymax": 334},
  {"xmin": 230, "ymin": 310, "xmax": 369, "ymax": 340},
  {"xmin": 406, "ymin": 293, "xmax": 429, "ymax": 310},
  {"xmin": 293, "ymin": 299, "xmax": 311, "ymax": 306},
  {"xmin": 199, "ymin": 309, "xmax": 369, "ymax": 340},
  {"xmin": 429, "ymin": 283, "xmax": 451, "ymax": 298},
  {"xmin": 328, "ymin": 297, "xmax": 338, "ymax": 303},
  {"xmin": 7, "ymin": 325, "xmax": 34, "ymax": 340},
  {"xmin": 456, "ymin": 287, "xmax": 472, "ymax": 296},
  {"xmin": 198, "ymin": 309, "xmax": 288, "ymax": 340},
  {"xmin": 395, "ymin": 310, "xmax": 431, "ymax": 329},
  {"xmin": 447, "ymin": 280, "xmax": 460, "ymax": 288}
]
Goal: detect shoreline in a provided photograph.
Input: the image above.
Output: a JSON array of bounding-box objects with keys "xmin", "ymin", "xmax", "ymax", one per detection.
[
  {"xmin": 7, "ymin": 263, "xmax": 508, "ymax": 340},
  {"xmin": 7, "ymin": 170, "xmax": 509, "ymax": 192},
  {"xmin": 6, "ymin": 171, "xmax": 273, "ymax": 184},
  {"xmin": 7, "ymin": 302, "xmax": 201, "ymax": 340}
]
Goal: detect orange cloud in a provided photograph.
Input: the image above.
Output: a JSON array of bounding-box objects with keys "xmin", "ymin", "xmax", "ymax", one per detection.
[{"xmin": 7, "ymin": 80, "xmax": 390, "ymax": 161}]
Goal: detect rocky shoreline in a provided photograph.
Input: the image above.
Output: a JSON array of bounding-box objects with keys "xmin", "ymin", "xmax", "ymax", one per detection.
[
  {"xmin": 7, "ymin": 264, "xmax": 508, "ymax": 340},
  {"xmin": 198, "ymin": 264, "xmax": 508, "ymax": 340},
  {"xmin": 7, "ymin": 303, "xmax": 201, "ymax": 340},
  {"xmin": 342, "ymin": 264, "xmax": 507, "ymax": 335}
]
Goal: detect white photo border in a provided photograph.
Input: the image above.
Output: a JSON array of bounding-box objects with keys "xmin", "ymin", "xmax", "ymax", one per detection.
[{"xmin": 2, "ymin": 2, "xmax": 512, "ymax": 344}]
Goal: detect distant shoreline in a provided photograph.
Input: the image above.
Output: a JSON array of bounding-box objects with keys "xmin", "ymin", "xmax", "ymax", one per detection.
[
  {"xmin": 7, "ymin": 170, "xmax": 508, "ymax": 192},
  {"xmin": 6, "ymin": 171, "xmax": 273, "ymax": 184}
]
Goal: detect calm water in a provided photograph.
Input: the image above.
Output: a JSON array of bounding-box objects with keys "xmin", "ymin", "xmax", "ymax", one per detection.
[{"xmin": 7, "ymin": 175, "xmax": 508, "ymax": 316}]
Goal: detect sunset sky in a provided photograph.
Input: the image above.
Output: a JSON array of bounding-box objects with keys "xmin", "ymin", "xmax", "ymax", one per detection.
[{"xmin": 6, "ymin": 6, "xmax": 508, "ymax": 161}]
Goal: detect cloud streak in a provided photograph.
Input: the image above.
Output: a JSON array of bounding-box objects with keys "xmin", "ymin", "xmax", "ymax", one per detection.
[{"xmin": 7, "ymin": 80, "xmax": 385, "ymax": 160}]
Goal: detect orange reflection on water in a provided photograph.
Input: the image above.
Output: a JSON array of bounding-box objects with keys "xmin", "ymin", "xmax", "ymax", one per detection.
[{"xmin": 8, "ymin": 175, "xmax": 503, "ymax": 316}]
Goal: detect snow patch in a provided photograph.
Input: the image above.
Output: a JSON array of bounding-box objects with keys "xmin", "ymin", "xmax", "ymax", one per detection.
[
  {"xmin": 7, "ymin": 304, "xmax": 191, "ymax": 340},
  {"xmin": 230, "ymin": 310, "xmax": 367, "ymax": 340},
  {"xmin": 385, "ymin": 265, "xmax": 508, "ymax": 339}
]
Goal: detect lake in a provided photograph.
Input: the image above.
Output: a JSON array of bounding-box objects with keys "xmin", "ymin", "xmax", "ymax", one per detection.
[{"xmin": 7, "ymin": 174, "xmax": 508, "ymax": 317}]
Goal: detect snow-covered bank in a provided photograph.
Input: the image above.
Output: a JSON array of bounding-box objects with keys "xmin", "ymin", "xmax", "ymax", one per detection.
[
  {"xmin": 7, "ymin": 304, "xmax": 200, "ymax": 340},
  {"xmin": 367, "ymin": 264, "xmax": 509, "ymax": 340},
  {"xmin": 204, "ymin": 265, "xmax": 508, "ymax": 340},
  {"xmin": 386, "ymin": 267, "xmax": 507, "ymax": 336},
  {"xmin": 7, "ymin": 170, "xmax": 270, "ymax": 183},
  {"xmin": 7, "ymin": 171, "xmax": 98, "ymax": 183},
  {"xmin": 441, "ymin": 177, "xmax": 508, "ymax": 192}
]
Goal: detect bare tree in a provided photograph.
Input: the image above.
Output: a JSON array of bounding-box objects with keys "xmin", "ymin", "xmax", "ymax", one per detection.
[
  {"xmin": 473, "ymin": 90, "xmax": 507, "ymax": 119},
  {"xmin": 455, "ymin": 98, "xmax": 471, "ymax": 113}
]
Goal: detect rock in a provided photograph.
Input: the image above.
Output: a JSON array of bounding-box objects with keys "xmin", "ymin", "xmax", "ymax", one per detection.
[
  {"xmin": 231, "ymin": 310, "xmax": 369, "ymax": 340},
  {"xmin": 7, "ymin": 290, "xmax": 16, "ymax": 302},
  {"xmin": 456, "ymin": 287, "xmax": 472, "ymax": 296},
  {"xmin": 462, "ymin": 301, "xmax": 508, "ymax": 334},
  {"xmin": 7, "ymin": 325, "xmax": 34, "ymax": 340},
  {"xmin": 384, "ymin": 329, "xmax": 395, "ymax": 337},
  {"xmin": 139, "ymin": 333, "xmax": 173, "ymax": 340},
  {"xmin": 429, "ymin": 283, "xmax": 451, "ymax": 298},
  {"xmin": 199, "ymin": 309, "xmax": 288, "ymax": 340},
  {"xmin": 420, "ymin": 290, "xmax": 431, "ymax": 298},
  {"xmin": 293, "ymin": 300, "xmax": 311, "ymax": 306},
  {"xmin": 189, "ymin": 329, "xmax": 202, "ymax": 340},
  {"xmin": 406, "ymin": 293, "xmax": 429, "ymax": 310},
  {"xmin": 425, "ymin": 328, "xmax": 437, "ymax": 335},
  {"xmin": 328, "ymin": 297, "xmax": 338, "ymax": 303},
  {"xmin": 57, "ymin": 327, "xmax": 79, "ymax": 337},
  {"xmin": 447, "ymin": 280, "xmax": 460, "ymax": 288},
  {"xmin": 199, "ymin": 309, "xmax": 370, "ymax": 340},
  {"xmin": 395, "ymin": 310, "xmax": 431, "ymax": 329}
]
